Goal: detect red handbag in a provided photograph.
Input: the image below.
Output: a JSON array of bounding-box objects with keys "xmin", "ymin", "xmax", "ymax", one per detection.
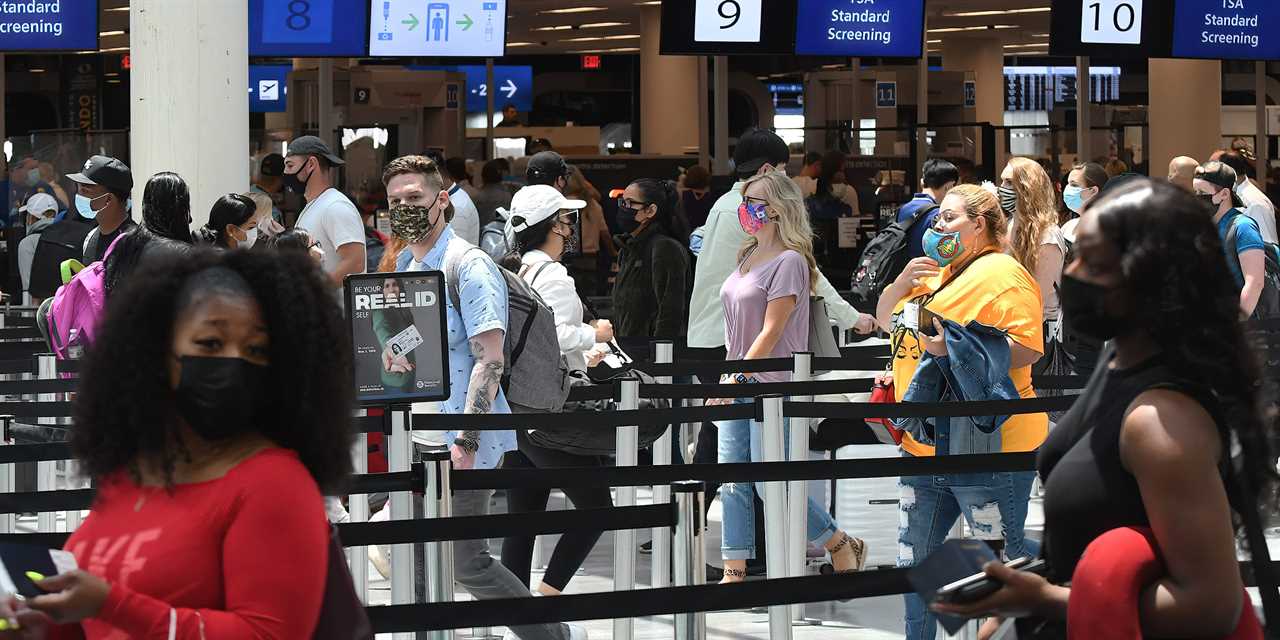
[{"xmin": 865, "ymin": 375, "xmax": 905, "ymax": 445}]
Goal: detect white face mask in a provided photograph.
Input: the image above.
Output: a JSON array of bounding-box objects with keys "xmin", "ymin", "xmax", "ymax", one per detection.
[{"xmin": 239, "ymin": 227, "xmax": 259, "ymax": 249}]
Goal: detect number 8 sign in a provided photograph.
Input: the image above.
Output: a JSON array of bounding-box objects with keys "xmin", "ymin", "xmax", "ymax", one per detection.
[
  {"xmin": 262, "ymin": 0, "xmax": 335, "ymax": 44},
  {"xmin": 1081, "ymin": 0, "xmax": 1143, "ymax": 45},
  {"xmin": 694, "ymin": 0, "xmax": 762, "ymax": 44}
]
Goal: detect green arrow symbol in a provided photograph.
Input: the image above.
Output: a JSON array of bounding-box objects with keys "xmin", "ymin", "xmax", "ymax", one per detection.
[
  {"xmin": 402, "ymin": 13, "xmax": 419, "ymax": 30},
  {"xmin": 456, "ymin": 13, "xmax": 474, "ymax": 30}
]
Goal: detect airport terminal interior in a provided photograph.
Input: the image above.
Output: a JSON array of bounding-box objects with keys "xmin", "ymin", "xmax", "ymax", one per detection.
[{"xmin": 2, "ymin": 0, "xmax": 1280, "ymax": 639}]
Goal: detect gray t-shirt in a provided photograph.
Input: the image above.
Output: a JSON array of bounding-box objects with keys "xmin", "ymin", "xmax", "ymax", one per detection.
[{"xmin": 720, "ymin": 249, "xmax": 810, "ymax": 384}]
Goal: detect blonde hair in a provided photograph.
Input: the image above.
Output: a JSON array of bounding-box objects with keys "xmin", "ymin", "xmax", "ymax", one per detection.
[
  {"xmin": 948, "ymin": 183, "xmax": 1007, "ymax": 247},
  {"xmin": 242, "ymin": 191, "xmax": 273, "ymax": 223},
  {"xmin": 738, "ymin": 171, "xmax": 818, "ymax": 290},
  {"xmin": 1004, "ymin": 157, "xmax": 1058, "ymax": 275}
]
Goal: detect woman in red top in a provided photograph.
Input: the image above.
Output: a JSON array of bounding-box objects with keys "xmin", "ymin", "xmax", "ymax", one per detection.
[{"xmin": 1, "ymin": 249, "xmax": 355, "ymax": 639}]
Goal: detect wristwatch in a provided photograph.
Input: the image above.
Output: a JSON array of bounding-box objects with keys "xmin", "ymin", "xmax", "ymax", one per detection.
[
  {"xmin": 453, "ymin": 437, "xmax": 479, "ymax": 454},
  {"xmin": 732, "ymin": 373, "xmax": 755, "ymax": 385}
]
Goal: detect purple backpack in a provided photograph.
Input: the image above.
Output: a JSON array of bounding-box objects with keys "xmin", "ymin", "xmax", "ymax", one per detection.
[{"xmin": 45, "ymin": 234, "xmax": 125, "ymax": 360}]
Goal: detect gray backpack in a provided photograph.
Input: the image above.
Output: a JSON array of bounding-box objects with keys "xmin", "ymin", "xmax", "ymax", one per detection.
[{"xmin": 443, "ymin": 245, "xmax": 571, "ymax": 412}]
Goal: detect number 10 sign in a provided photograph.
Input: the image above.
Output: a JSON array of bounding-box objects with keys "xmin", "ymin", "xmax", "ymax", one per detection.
[
  {"xmin": 694, "ymin": 0, "xmax": 762, "ymax": 43},
  {"xmin": 1081, "ymin": 0, "xmax": 1143, "ymax": 45}
]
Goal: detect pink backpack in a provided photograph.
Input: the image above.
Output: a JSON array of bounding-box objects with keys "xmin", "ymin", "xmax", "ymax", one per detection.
[{"xmin": 45, "ymin": 234, "xmax": 125, "ymax": 360}]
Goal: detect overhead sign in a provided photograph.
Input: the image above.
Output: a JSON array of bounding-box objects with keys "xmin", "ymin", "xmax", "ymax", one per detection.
[
  {"xmin": 876, "ymin": 81, "xmax": 897, "ymax": 108},
  {"xmin": 794, "ymin": 0, "xmax": 925, "ymax": 58},
  {"xmin": 963, "ymin": 80, "xmax": 976, "ymax": 107},
  {"xmin": 412, "ymin": 65, "xmax": 533, "ymax": 113},
  {"xmin": 249, "ymin": 65, "xmax": 290, "ymax": 113},
  {"xmin": 369, "ymin": 0, "xmax": 506, "ymax": 57},
  {"xmin": 1081, "ymin": 0, "xmax": 1143, "ymax": 44},
  {"xmin": 249, "ymin": 0, "xmax": 369, "ymax": 57},
  {"xmin": 1172, "ymin": 0, "xmax": 1280, "ymax": 61},
  {"xmin": 1050, "ymin": 0, "xmax": 1172, "ymax": 58},
  {"xmin": 581, "ymin": 54, "xmax": 602, "ymax": 70},
  {"xmin": 0, "ymin": 0, "xmax": 98, "ymax": 52},
  {"xmin": 345, "ymin": 272, "xmax": 450, "ymax": 406},
  {"xmin": 694, "ymin": 0, "xmax": 763, "ymax": 43}
]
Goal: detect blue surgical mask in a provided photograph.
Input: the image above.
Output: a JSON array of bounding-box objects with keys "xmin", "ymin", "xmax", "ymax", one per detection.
[
  {"xmin": 923, "ymin": 227, "xmax": 964, "ymax": 267},
  {"xmin": 75, "ymin": 193, "xmax": 108, "ymax": 220},
  {"xmin": 25, "ymin": 169, "xmax": 41, "ymax": 187},
  {"xmin": 1063, "ymin": 185, "xmax": 1085, "ymax": 213}
]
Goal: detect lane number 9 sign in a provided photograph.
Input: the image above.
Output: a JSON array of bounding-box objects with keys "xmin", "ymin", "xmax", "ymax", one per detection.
[
  {"xmin": 694, "ymin": 0, "xmax": 762, "ymax": 43},
  {"xmin": 1080, "ymin": 0, "xmax": 1143, "ymax": 45}
]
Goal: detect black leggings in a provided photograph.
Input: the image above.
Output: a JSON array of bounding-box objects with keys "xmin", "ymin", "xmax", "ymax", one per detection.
[{"xmin": 500, "ymin": 431, "xmax": 614, "ymax": 591}]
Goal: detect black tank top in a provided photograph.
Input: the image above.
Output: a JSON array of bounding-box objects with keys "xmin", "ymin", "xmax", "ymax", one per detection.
[{"xmin": 1036, "ymin": 349, "xmax": 1223, "ymax": 583}]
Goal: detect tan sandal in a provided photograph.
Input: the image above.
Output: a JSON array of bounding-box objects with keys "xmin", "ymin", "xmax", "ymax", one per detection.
[
  {"xmin": 719, "ymin": 567, "xmax": 748, "ymax": 584},
  {"xmin": 828, "ymin": 532, "xmax": 868, "ymax": 573}
]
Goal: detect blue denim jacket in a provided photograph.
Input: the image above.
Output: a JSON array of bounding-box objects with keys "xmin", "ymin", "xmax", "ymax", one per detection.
[{"xmin": 894, "ymin": 319, "xmax": 1021, "ymax": 455}]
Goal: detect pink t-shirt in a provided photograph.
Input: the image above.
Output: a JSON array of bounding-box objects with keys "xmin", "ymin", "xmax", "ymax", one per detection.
[{"xmin": 719, "ymin": 249, "xmax": 811, "ymax": 384}]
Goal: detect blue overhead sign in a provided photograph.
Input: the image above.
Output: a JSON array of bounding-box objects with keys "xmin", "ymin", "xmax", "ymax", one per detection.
[
  {"xmin": 411, "ymin": 65, "xmax": 533, "ymax": 113},
  {"xmin": 794, "ymin": 0, "xmax": 924, "ymax": 58},
  {"xmin": 0, "ymin": 0, "xmax": 98, "ymax": 52},
  {"xmin": 249, "ymin": 0, "xmax": 369, "ymax": 57},
  {"xmin": 249, "ymin": 65, "xmax": 290, "ymax": 113},
  {"xmin": 1172, "ymin": 0, "xmax": 1280, "ymax": 61},
  {"xmin": 876, "ymin": 81, "xmax": 897, "ymax": 108}
]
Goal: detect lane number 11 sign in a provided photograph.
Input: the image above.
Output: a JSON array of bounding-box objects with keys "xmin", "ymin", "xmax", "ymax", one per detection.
[
  {"xmin": 694, "ymin": 0, "xmax": 762, "ymax": 43},
  {"xmin": 1081, "ymin": 0, "xmax": 1143, "ymax": 45}
]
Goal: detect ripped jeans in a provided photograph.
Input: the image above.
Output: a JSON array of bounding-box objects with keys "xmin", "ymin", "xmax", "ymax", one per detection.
[{"xmin": 896, "ymin": 453, "xmax": 1037, "ymax": 640}]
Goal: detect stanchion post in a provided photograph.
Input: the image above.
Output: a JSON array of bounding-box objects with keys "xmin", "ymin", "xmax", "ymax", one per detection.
[
  {"xmin": 613, "ymin": 378, "xmax": 639, "ymax": 640},
  {"xmin": 420, "ymin": 447, "xmax": 454, "ymax": 640},
  {"xmin": 673, "ymin": 481, "xmax": 707, "ymax": 640},
  {"xmin": 36, "ymin": 354, "xmax": 56, "ymax": 533},
  {"xmin": 758, "ymin": 394, "xmax": 793, "ymax": 640},
  {"xmin": 788, "ymin": 352, "xmax": 816, "ymax": 625},
  {"xmin": 347, "ymin": 421, "xmax": 370, "ymax": 604},
  {"xmin": 651, "ymin": 340, "xmax": 674, "ymax": 591},
  {"xmin": 0, "ymin": 415, "xmax": 13, "ymax": 534},
  {"xmin": 388, "ymin": 405, "xmax": 415, "ymax": 640}
]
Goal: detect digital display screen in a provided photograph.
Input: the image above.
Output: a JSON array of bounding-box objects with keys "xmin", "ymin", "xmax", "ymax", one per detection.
[
  {"xmin": 369, "ymin": 0, "xmax": 506, "ymax": 58},
  {"xmin": 794, "ymin": 0, "xmax": 925, "ymax": 58},
  {"xmin": 249, "ymin": 0, "xmax": 369, "ymax": 57},
  {"xmin": 412, "ymin": 64, "xmax": 533, "ymax": 113},
  {"xmin": 0, "ymin": 0, "xmax": 98, "ymax": 52},
  {"xmin": 345, "ymin": 272, "xmax": 450, "ymax": 405},
  {"xmin": 659, "ymin": 0, "xmax": 797, "ymax": 55},
  {"xmin": 1049, "ymin": 0, "xmax": 1173, "ymax": 58},
  {"xmin": 249, "ymin": 65, "xmax": 290, "ymax": 113},
  {"xmin": 1172, "ymin": 0, "xmax": 1280, "ymax": 61}
]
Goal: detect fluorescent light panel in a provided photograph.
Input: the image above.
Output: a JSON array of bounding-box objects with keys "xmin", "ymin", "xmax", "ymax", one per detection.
[{"xmin": 947, "ymin": 7, "xmax": 1050, "ymax": 17}]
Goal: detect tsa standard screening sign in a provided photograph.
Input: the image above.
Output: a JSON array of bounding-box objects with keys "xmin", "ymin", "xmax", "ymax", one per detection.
[
  {"xmin": 794, "ymin": 0, "xmax": 925, "ymax": 57},
  {"xmin": 369, "ymin": 0, "xmax": 506, "ymax": 57},
  {"xmin": 345, "ymin": 271, "xmax": 450, "ymax": 406},
  {"xmin": 1172, "ymin": 0, "xmax": 1280, "ymax": 61},
  {"xmin": 0, "ymin": 0, "xmax": 98, "ymax": 52}
]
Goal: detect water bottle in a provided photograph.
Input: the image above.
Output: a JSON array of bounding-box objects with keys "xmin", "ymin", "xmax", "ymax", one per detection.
[{"xmin": 67, "ymin": 328, "xmax": 83, "ymax": 360}]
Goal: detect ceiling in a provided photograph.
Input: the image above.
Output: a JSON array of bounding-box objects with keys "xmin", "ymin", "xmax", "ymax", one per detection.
[{"xmin": 90, "ymin": 0, "xmax": 1055, "ymax": 57}]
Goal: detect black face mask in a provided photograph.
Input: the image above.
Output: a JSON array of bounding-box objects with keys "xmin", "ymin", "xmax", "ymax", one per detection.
[
  {"xmin": 175, "ymin": 356, "xmax": 269, "ymax": 441},
  {"xmin": 283, "ymin": 160, "xmax": 312, "ymax": 195},
  {"xmin": 616, "ymin": 206, "xmax": 644, "ymax": 234},
  {"xmin": 1198, "ymin": 192, "xmax": 1219, "ymax": 210},
  {"xmin": 1060, "ymin": 273, "xmax": 1127, "ymax": 341}
]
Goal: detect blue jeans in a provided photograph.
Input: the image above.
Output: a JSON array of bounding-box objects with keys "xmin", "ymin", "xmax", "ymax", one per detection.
[
  {"xmin": 717, "ymin": 398, "xmax": 839, "ymax": 560},
  {"xmin": 896, "ymin": 453, "xmax": 1037, "ymax": 640}
]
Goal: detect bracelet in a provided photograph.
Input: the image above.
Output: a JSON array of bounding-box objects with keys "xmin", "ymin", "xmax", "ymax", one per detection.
[{"xmin": 453, "ymin": 437, "xmax": 479, "ymax": 454}]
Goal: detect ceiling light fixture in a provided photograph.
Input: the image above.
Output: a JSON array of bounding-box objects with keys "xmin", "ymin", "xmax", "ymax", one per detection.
[
  {"xmin": 531, "ymin": 25, "xmax": 574, "ymax": 31},
  {"xmin": 928, "ymin": 24, "xmax": 1018, "ymax": 33},
  {"xmin": 100, "ymin": 46, "xmax": 129, "ymax": 52},
  {"xmin": 104, "ymin": 5, "xmax": 129, "ymax": 11},
  {"xmin": 99, "ymin": 30, "xmax": 125, "ymax": 36},
  {"xmin": 507, "ymin": 41, "xmax": 535, "ymax": 47},
  {"xmin": 579, "ymin": 21, "xmax": 629, "ymax": 28},
  {"xmin": 1003, "ymin": 43, "xmax": 1049, "ymax": 48},
  {"xmin": 947, "ymin": 7, "xmax": 1050, "ymax": 17},
  {"xmin": 541, "ymin": 7, "xmax": 607, "ymax": 14}
]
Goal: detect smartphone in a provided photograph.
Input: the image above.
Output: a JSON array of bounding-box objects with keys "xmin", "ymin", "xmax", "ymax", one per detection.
[
  {"xmin": 918, "ymin": 306, "xmax": 945, "ymax": 336},
  {"xmin": 933, "ymin": 557, "xmax": 1048, "ymax": 605}
]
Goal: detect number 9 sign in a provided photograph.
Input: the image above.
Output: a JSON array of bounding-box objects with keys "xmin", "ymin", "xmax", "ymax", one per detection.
[{"xmin": 694, "ymin": 0, "xmax": 762, "ymax": 44}]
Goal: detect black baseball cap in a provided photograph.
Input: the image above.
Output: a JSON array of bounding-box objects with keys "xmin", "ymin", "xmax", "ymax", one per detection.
[
  {"xmin": 733, "ymin": 128, "xmax": 790, "ymax": 176},
  {"xmin": 526, "ymin": 151, "xmax": 570, "ymax": 185},
  {"xmin": 66, "ymin": 155, "xmax": 133, "ymax": 192},
  {"xmin": 1194, "ymin": 162, "xmax": 1245, "ymax": 208},
  {"xmin": 286, "ymin": 135, "xmax": 345, "ymax": 166},
  {"xmin": 259, "ymin": 153, "xmax": 285, "ymax": 177}
]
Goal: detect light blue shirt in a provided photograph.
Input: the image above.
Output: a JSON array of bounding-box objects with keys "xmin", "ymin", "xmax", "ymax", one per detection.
[{"xmin": 397, "ymin": 227, "xmax": 514, "ymax": 470}]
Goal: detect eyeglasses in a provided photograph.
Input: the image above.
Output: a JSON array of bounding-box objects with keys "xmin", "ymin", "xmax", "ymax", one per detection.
[
  {"xmin": 558, "ymin": 210, "xmax": 580, "ymax": 225},
  {"xmin": 617, "ymin": 197, "xmax": 651, "ymax": 210},
  {"xmin": 741, "ymin": 195, "xmax": 769, "ymax": 206}
]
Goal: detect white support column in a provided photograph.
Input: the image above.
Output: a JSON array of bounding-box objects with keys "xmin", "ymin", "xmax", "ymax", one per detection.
[
  {"xmin": 1076, "ymin": 57, "xmax": 1091, "ymax": 163},
  {"xmin": 130, "ymin": 0, "xmax": 248, "ymax": 230},
  {"xmin": 318, "ymin": 59, "xmax": 335, "ymax": 151}
]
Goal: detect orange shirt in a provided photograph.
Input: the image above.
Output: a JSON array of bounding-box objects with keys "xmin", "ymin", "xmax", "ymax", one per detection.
[{"xmin": 889, "ymin": 251, "xmax": 1047, "ymax": 456}]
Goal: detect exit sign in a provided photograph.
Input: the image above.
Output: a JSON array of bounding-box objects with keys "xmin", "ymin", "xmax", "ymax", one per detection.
[{"xmin": 581, "ymin": 54, "xmax": 602, "ymax": 70}]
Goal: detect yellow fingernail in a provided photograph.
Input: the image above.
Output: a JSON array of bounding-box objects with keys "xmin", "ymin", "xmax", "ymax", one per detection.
[{"xmin": 24, "ymin": 571, "xmax": 44, "ymax": 582}]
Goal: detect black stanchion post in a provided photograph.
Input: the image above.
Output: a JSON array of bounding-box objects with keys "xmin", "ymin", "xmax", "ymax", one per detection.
[
  {"xmin": 419, "ymin": 447, "xmax": 454, "ymax": 640},
  {"xmin": 672, "ymin": 481, "xmax": 706, "ymax": 640}
]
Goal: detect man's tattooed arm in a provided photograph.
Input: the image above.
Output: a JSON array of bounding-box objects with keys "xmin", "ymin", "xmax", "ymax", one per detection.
[{"xmin": 462, "ymin": 328, "xmax": 506, "ymax": 441}]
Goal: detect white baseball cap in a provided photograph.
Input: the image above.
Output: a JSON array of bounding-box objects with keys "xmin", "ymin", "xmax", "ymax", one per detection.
[
  {"xmin": 19, "ymin": 193, "xmax": 58, "ymax": 217},
  {"xmin": 507, "ymin": 185, "xmax": 585, "ymax": 233}
]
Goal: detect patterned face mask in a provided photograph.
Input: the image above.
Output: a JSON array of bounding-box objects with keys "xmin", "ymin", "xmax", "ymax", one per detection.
[
  {"xmin": 737, "ymin": 200, "xmax": 770, "ymax": 236},
  {"xmin": 389, "ymin": 196, "xmax": 441, "ymax": 243}
]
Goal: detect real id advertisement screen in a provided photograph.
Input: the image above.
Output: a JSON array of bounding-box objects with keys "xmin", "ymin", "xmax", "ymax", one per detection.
[
  {"xmin": 250, "ymin": 0, "xmax": 370, "ymax": 57},
  {"xmin": 345, "ymin": 271, "xmax": 450, "ymax": 406},
  {"xmin": 369, "ymin": 0, "xmax": 506, "ymax": 57},
  {"xmin": 794, "ymin": 0, "xmax": 924, "ymax": 58},
  {"xmin": 0, "ymin": 0, "xmax": 98, "ymax": 52},
  {"xmin": 1172, "ymin": 0, "xmax": 1280, "ymax": 61}
]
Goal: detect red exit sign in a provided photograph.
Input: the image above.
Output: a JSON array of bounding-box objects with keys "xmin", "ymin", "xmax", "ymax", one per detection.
[{"xmin": 580, "ymin": 54, "xmax": 602, "ymax": 70}]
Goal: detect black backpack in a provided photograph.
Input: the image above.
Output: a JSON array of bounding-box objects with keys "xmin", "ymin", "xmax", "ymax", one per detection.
[
  {"xmin": 1225, "ymin": 213, "xmax": 1280, "ymax": 322},
  {"xmin": 28, "ymin": 220, "xmax": 94, "ymax": 300},
  {"xmin": 849, "ymin": 203, "xmax": 938, "ymax": 308}
]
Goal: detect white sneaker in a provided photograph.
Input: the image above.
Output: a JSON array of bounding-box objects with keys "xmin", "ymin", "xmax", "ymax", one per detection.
[{"xmin": 566, "ymin": 623, "xmax": 588, "ymax": 640}]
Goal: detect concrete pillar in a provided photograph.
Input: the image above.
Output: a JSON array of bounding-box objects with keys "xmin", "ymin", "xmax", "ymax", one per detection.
[
  {"xmin": 131, "ymin": 0, "xmax": 248, "ymax": 228},
  {"xmin": 942, "ymin": 37, "xmax": 1004, "ymax": 169},
  {"xmin": 318, "ymin": 59, "xmax": 335, "ymax": 152},
  {"xmin": 640, "ymin": 5, "xmax": 699, "ymax": 155},
  {"xmin": 1149, "ymin": 59, "xmax": 1222, "ymax": 178}
]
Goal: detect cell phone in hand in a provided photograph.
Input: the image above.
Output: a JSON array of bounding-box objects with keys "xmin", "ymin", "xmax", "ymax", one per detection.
[
  {"xmin": 933, "ymin": 557, "xmax": 1049, "ymax": 605},
  {"xmin": 918, "ymin": 306, "xmax": 945, "ymax": 336}
]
